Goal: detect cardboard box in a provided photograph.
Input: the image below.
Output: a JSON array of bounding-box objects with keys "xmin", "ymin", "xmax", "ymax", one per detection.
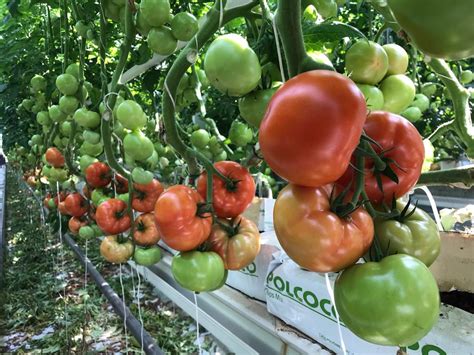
[
  {"xmin": 225, "ymin": 231, "xmax": 281, "ymax": 301},
  {"xmin": 430, "ymin": 231, "xmax": 474, "ymax": 293},
  {"xmin": 265, "ymin": 253, "xmax": 474, "ymax": 355}
]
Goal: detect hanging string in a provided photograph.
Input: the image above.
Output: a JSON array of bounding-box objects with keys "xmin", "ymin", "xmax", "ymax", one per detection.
[
  {"xmin": 193, "ymin": 292, "xmax": 202, "ymax": 354},
  {"xmin": 324, "ymin": 274, "xmax": 347, "ymax": 355},
  {"xmin": 415, "ymin": 186, "xmax": 443, "ymax": 230},
  {"xmin": 136, "ymin": 266, "xmax": 145, "ymax": 354},
  {"xmin": 56, "ymin": 181, "xmax": 69, "ymax": 350},
  {"xmin": 271, "ymin": 16, "xmax": 286, "ymax": 83},
  {"xmin": 119, "ymin": 263, "xmax": 129, "ymax": 352}
]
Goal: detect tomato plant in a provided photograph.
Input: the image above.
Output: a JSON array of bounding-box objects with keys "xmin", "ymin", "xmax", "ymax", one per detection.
[
  {"xmin": 274, "ymin": 184, "xmax": 374, "ymax": 272},
  {"xmin": 196, "ymin": 161, "xmax": 255, "ymax": 218},
  {"xmin": 95, "ymin": 199, "xmax": 131, "ymax": 235},
  {"xmin": 171, "ymin": 251, "xmax": 226, "ymax": 292},
  {"xmin": 133, "ymin": 213, "xmax": 160, "ymax": 246},
  {"xmin": 85, "ymin": 162, "xmax": 112, "ymax": 188},
  {"xmin": 154, "ymin": 185, "xmax": 211, "ymax": 251},
  {"xmin": 259, "ymin": 70, "xmax": 367, "ymax": 187},
  {"xmin": 335, "ymin": 254, "xmax": 440, "ymax": 346},
  {"xmin": 132, "ymin": 179, "xmax": 164, "ymax": 213},
  {"xmin": 100, "ymin": 235, "xmax": 134, "ymax": 264},
  {"xmin": 208, "ymin": 216, "xmax": 260, "ymax": 270}
]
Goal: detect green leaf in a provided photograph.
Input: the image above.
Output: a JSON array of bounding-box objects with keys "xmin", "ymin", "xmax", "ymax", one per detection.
[{"xmin": 304, "ymin": 21, "xmax": 367, "ymax": 44}]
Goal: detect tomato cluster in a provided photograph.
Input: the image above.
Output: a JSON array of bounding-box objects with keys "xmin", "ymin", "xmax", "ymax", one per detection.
[{"xmin": 259, "ymin": 69, "xmax": 441, "ymax": 347}]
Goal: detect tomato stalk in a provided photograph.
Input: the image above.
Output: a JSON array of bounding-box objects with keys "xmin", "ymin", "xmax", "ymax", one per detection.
[
  {"xmin": 426, "ymin": 58, "xmax": 474, "ymax": 158},
  {"xmin": 275, "ymin": 0, "xmax": 334, "ymax": 78},
  {"xmin": 61, "ymin": 0, "xmax": 70, "ymax": 71},
  {"xmin": 99, "ymin": 0, "xmax": 135, "ymax": 179},
  {"xmin": 161, "ymin": 0, "xmax": 258, "ymax": 176}
]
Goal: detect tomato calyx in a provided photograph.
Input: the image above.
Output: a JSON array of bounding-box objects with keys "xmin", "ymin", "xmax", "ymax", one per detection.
[
  {"xmin": 117, "ymin": 234, "xmax": 130, "ymax": 244},
  {"xmin": 196, "ymin": 201, "xmax": 213, "ymax": 217},
  {"xmin": 215, "ymin": 217, "xmax": 242, "ymax": 237}
]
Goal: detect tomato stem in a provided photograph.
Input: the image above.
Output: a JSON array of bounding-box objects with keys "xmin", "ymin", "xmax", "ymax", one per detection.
[
  {"xmin": 162, "ymin": 0, "xmax": 259, "ymax": 176},
  {"xmin": 99, "ymin": 0, "xmax": 134, "ymax": 179},
  {"xmin": 275, "ymin": 0, "xmax": 334, "ymax": 78}
]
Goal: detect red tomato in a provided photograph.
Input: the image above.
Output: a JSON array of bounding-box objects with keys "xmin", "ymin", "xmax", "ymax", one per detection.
[
  {"xmin": 132, "ymin": 179, "xmax": 164, "ymax": 213},
  {"xmin": 338, "ymin": 111, "xmax": 424, "ymax": 204},
  {"xmin": 133, "ymin": 213, "xmax": 160, "ymax": 246},
  {"xmin": 45, "ymin": 147, "xmax": 65, "ymax": 168},
  {"xmin": 85, "ymin": 162, "xmax": 112, "ymax": 188},
  {"xmin": 58, "ymin": 201, "xmax": 69, "ymax": 215},
  {"xmin": 68, "ymin": 216, "xmax": 87, "ymax": 235},
  {"xmin": 274, "ymin": 184, "xmax": 374, "ymax": 272},
  {"xmin": 209, "ymin": 216, "xmax": 260, "ymax": 270},
  {"xmin": 196, "ymin": 161, "xmax": 255, "ymax": 218},
  {"xmin": 95, "ymin": 198, "xmax": 131, "ymax": 235},
  {"xmin": 154, "ymin": 185, "xmax": 211, "ymax": 251},
  {"xmin": 53, "ymin": 191, "xmax": 67, "ymax": 206},
  {"xmin": 64, "ymin": 193, "xmax": 88, "ymax": 217},
  {"xmin": 115, "ymin": 174, "xmax": 129, "ymax": 194},
  {"xmin": 259, "ymin": 70, "xmax": 367, "ymax": 187}
]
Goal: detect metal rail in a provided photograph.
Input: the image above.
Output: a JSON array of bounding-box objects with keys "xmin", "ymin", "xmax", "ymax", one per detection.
[{"xmin": 129, "ymin": 252, "xmax": 331, "ymax": 355}]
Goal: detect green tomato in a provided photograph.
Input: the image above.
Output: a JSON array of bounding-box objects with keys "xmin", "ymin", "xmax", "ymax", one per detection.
[
  {"xmin": 373, "ymin": 202, "xmax": 440, "ymax": 266},
  {"xmin": 136, "ymin": 9, "xmax": 152, "ymax": 36},
  {"xmin": 91, "ymin": 188, "xmax": 107, "ymax": 206},
  {"xmin": 422, "ymin": 138, "xmax": 434, "ymax": 172},
  {"xmin": 56, "ymin": 73, "xmax": 79, "ymax": 95},
  {"xmin": 229, "ymin": 121, "xmax": 253, "ymax": 147},
  {"xmin": 460, "ymin": 70, "xmax": 473, "ymax": 85},
  {"xmin": 49, "ymin": 167, "xmax": 69, "ymax": 182},
  {"xmin": 387, "ymin": 0, "xmax": 474, "ymax": 60},
  {"xmin": 172, "ymin": 251, "xmax": 226, "ymax": 292},
  {"xmin": 74, "ymin": 108, "xmax": 101, "ymax": 129},
  {"xmin": 80, "ymin": 141, "xmax": 103, "ymax": 157},
  {"xmin": 335, "ymin": 254, "xmax": 440, "ymax": 346},
  {"xmin": 307, "ymin": 51, "xmax": 334, "ymax": 69},
  {"xmin": 204, "ymin": 34, "xmax": 262, "ymax": 97},
  {"xmin": 79, "ymin": 226, "xmax": 95, "ymax": 240},
  {"xmin": 356, "ymin": 84, "xmax": 384, "ymax": 111},
  {"xmin": 65, "ymin": 63, "xmax": 80, "ymax": 79},
  {"xmin": 31, "ymin": 134, "xmax": 43, "ymax": 145},
  {"xmin": 53, "ymin": 136, "xmax": 64, "ymax": 148},
  {"xmin": 132, "ymin": 167, "xmax": 154, "ymax": 185},
  {"xmin": 382, "ymin": 43, "xmax": 409, "ymax": 75},
  {"xmin": 401, "ymin": 106, "xmax": 422, "ymax": 122},
  {"xmin": 21, "ymin": 98, "xmax": 34, "ymax": 111},
  {"xmin": 117, "ymin": 100, "xmax": 146, "ymax": 130},
  {"xmin": 345, "ymin": 40, "xmax": 388, "ymax": 85},
  {"xmin": 36, "ymin": 111, "xmax": 51, "ymax": 126},
  {"xmin": 147, "ymin": 26, "xmax": 177, "ymax": 55},
  {"xmin": 59, "ymin": 95, "xmax": 79, "ymax": 115},
  {"xmin": 83, "ymin": 130, "xmax": 101, "ymax": 145},
  {"xmin": 31, "ymin": 74, "xmax": 47, "ymax": 92},
  {"xmin": 124, "ymin": 131, "xmax": 154, "ymax": 161},
  {"xmin": 117, "ymin": 193, "xmax": 129, "ymax": 205},
  {"xmin": 213, "ymin": 150, "xmax": 227, "ymax": 162},
  {"xmin": 261, "ymin": 62, "xmax": 282, "ymax": 82},
  {"xmin": 159, "ymin": 156, "xmax": 169, "ymax": 169},
  {"xmin": 140, "ymin": 0, "xmax": 170, "ymax": 27},
  {"xmin": 380, "ymin": 74, "xmax": 416, "ymax": 113},
  {"xmin": 48, "ymin": 198, "xmax": 56, "ymax": 209},
  {"xmin": 60, "ymin": 121, "xmax": 72, "ymax": 137},
  {"xmin": 197, "ymin": 69, "xmax": 210, "ymax": 89},
  {"xmin": 91, "ymin": 224, "xmax": 103, "ymax": 237},
  {"xmin": 171, "ymin": 12, "xmax": 198, "ymax": 41},
  {"xmin": 190, "ymin": 129, "xmax": 210, "ymax": 149},
  {"xmin": 75, "ymin": 21, "xmax": 89, "ymax": 38},
  {"xmin": 145, "ymin": 150, "xmax": 159, "ymax": 170},
  {"xmin": 49, "ymin": 105, "xmax": 67, "ymax": 123},
  {"xmin": 239, "ymin": 87, "xmax": 278, "ymax": 128},
  {"xmin": 113, "ymin": 120, "xmax": 127, "ymax": 140},
  {"xmin": 134, "ymin": 246, "xmax": 162, "ymax": 266},
  {"xmin": 315, "ymin": 0, "xmax": 338, "ymax": 18},
  {"xmin": 421, "ymin": 82, "xmax": 437, "ymax": 97},
  {"xmin": 411, "ymin": 93, "xmax": 430, "ymax": 112},
  {"xmin": 208, "ymin": 136, "xmax": 222, "ymax": 155}
]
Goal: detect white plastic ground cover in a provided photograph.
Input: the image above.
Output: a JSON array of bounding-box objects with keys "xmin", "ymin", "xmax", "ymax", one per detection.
[
  {"xmin": 265, "ymin": 252, "xmax": 474, "ymax": 355},
  {"xmin": 225, "ymin": 231, "xmax": 281, "ymax": 301}
]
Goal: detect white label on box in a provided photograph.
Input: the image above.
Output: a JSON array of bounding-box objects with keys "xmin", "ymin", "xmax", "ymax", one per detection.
[{"xmin": 265, "ymin": 253, "xmax": 473, "ymax": 355}]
